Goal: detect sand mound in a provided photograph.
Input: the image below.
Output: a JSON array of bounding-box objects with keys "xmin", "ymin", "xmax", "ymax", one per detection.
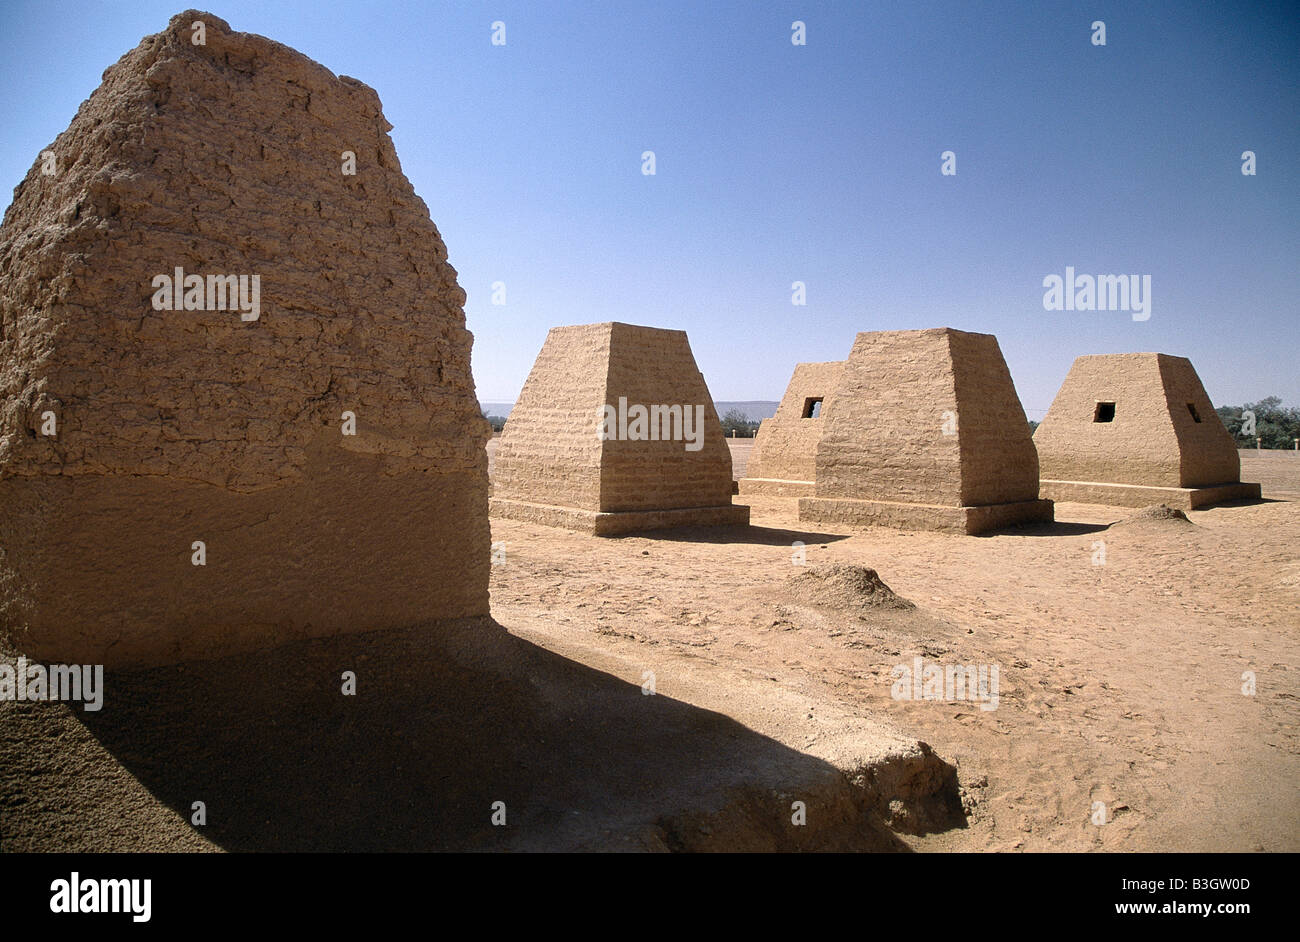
[
  {"xmin": 784, "ymin": 564, "xmax": 915, "ymax": 612},
  {"xmin": 1113, "ymin": 504, "xmax": 1197, "ymax": 529}
]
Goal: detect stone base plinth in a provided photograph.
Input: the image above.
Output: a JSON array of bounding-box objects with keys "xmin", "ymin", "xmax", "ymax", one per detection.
[
  {"xmin": 798, "ymin": 496, "xmax": 1053, "ymax": 535},
  {"xmin": 1039, "ymin": 479, "xmax": 1261, "ymax": 510},
  {"xmin": 0, "ymin": 454, "xmax": 490, "ymax": 668},
  {"xmin": 737, "ymin": 478, "xmax": 816, "ymax": 497},
  {"xmin": 490, "ymin": 497, "xmax": 749, "ymax": 535}
]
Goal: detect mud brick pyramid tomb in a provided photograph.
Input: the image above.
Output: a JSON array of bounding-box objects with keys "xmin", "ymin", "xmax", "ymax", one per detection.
[
  {"xmin": 1033, "ymin": 353, "xmax": 1260, "ymax": 509},
  {"xmin": 0, "ymin": 12, "xmax": 490, "ymax": 666},
  {"xmin": 738, "ymin": 360, "xmax": 844, "ymax": 497},
  {"xmin": 490, "ymin": 322, "xmax": 748, "ymax": 534},
  {"xmin": 798, "ymin": 328, "xmax": 1054, "ymax": 535}
]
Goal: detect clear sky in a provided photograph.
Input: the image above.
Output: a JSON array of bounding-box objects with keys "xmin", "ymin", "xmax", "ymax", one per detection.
[{"xmin": 1, "ymin": 1, "xmax": 1296, "ymax": 418}]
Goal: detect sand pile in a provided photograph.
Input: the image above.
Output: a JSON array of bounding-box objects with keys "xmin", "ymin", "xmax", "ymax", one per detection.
[
  {"xmin": 784, "ymin": 564, "xmax": 916, "ymax": 612},
  {"xmin": 1112, "ymin": 504, "xmax": 1197, "ymax": 530}
]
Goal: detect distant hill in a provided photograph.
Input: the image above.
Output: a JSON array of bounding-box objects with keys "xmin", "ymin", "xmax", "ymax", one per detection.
[
  {"xmin": 479, "ymin": 402, "xmax": 516, "ymax": 419},
  {"xmin": 714, "ymin": 401, "xmax": 779, "ymax": 422},
  {"xmin": 480, "ymin": 401, "xmax": 779, "ymax": 422}
]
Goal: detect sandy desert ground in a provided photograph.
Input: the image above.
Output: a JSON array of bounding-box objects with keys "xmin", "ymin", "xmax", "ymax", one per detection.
[
  {"xmin": 484, "ymin": 442, "xmax": 1299, "ymax": 851},
  {"xmin": 1, "ymin": 446, "xmax": 1295, "ymax": 851}
]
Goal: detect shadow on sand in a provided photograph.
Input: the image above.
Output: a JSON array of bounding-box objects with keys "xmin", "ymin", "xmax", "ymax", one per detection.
[
  {"xmin": 1196, "ymin": 496, "xmax": 1286, "ymax": 508},
  {"xmin": 615, "ymin": 523, "xmax": 852, "ymax": 546},
  {"xmin": 978, "ymin": 519, "xmax": 1112, "ymax": 538},
  {"xmin": 56, "ymin": 618, "xmax": 962, "ymax": 851}
]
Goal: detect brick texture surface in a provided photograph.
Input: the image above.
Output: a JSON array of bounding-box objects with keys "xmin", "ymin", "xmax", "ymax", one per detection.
[
  {"xmin": 0, "ymin": 11, "xmax": 490, "ymax": 665},
  {"xmin": 743, "ymin": 360, "xmax": 843, "ymax": 486},
  {"xmin": 801, "ymin": 328, "xmax": 1051, "ymax": 533},
  {"xmin": 491, "ymin": 322, "xmax": 745, "ymax": 531},
  {"xmin": 1034, "ymin": 353, "xmax": 1246, "ymax": 489}
]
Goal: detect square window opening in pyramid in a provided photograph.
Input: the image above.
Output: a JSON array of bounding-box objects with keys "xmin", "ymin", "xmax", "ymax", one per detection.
[
  {"xmin": 1033, "ymin": 353, "xmax": 1261, "ymax": 509},
  {"xmin": 490, "ymin": 322, "xmax": 749, "ymax": 535},
  {"xmin": 796, "ymin": 328, "xmax": 1054, "ymax": 535}
]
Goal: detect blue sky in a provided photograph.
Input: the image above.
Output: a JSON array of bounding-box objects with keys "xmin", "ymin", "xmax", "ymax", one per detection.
[{"xmin": 1, "ymin": 1, "xmax": 1296, "ymax": 417}]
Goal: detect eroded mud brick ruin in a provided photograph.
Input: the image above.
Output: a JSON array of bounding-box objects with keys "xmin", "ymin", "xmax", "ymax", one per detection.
[
  {"xmin": 738, "ymin": 360, "xmax": 844, "ymax": 497},
  {"xmin": 0, "ymin": 11, "xmax": 491, "ymax": 666},
  {"xmin": 799, "ymin": 328, "xmax": 1053, "ymax": 534},
  {"xmin": 490, "ymin": 322, "xmax": 749, "ymax": 534},
  {"xmin": 1033, "ymin": 353, "xmax": 1260, "ymax": 509}
]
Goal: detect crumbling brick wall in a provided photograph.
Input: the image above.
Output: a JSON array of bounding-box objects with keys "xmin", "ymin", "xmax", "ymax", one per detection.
[{"xmin": 0, "ymin": 11, "xmax": 490, "ymax": 665}]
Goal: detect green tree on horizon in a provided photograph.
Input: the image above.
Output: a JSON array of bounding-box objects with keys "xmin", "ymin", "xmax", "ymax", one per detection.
[
  {"xmin": 719, "ymin": 408, "xmax": 760, "ymax": 438},
  {"xmin": 1215, "ymin": 396, "xmax": 1299, "ymax": 449}
]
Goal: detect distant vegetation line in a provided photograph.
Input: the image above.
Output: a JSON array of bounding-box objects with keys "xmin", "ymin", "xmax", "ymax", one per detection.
[{"xmin": 1215, "ymin": 397, "xmax": 1300, "ymax": 449}]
